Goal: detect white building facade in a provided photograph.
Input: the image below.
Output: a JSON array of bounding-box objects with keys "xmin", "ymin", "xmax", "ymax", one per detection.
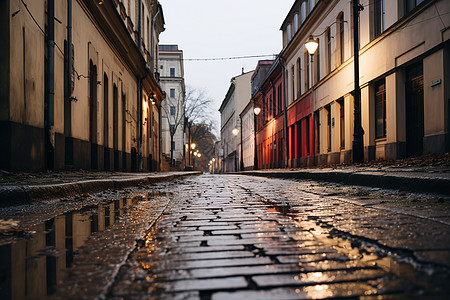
[
  {"xmin": 219, "ymin": 71, "xmax": 254, "ymax": 173},
  {"xmin": 159, "ymin": 45, "xmax": 186, "ymax": 169}
]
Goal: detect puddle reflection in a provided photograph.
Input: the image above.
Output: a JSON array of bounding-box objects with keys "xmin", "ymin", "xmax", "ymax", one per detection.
[{"xmin": 0, "ymin": 193, "xmax": 146, "ymax": 299}]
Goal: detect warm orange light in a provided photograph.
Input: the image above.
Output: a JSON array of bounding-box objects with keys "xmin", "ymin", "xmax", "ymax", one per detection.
[{"xmin": 254, "ymin": 106, "xmax": 261, "ymax": 115}]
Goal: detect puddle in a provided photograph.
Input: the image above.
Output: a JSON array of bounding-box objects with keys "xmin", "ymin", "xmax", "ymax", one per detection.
[{"xmin": 0, "ymin": 192, "xmax": 149, "ymax": 299}]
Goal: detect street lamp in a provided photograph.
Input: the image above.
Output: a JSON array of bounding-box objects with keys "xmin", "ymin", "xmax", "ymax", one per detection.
[
  {"xmin": 253, "ymin": 102, "xmax": 261, "ymax": 170},
  {"xmin": 232, "ymin": 128, "xmax": 239, "ymax": 136},
  {"xmin": 305, "ymin": 35, "xmax": 319, "ymax": 55}
]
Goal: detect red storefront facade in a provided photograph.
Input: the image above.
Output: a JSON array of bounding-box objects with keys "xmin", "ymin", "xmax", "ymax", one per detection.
[
  {"xmin": 254, "ymin": 60, "xmax": 285, "ymax": 169},
  {"xmin": 287, "ymin": 93, "xmax": 315, "ymax": 168}
]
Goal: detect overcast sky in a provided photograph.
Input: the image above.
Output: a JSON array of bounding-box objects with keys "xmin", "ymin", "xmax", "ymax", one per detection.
[{"xmin": 159, "ymin": 0, "xmax": 293, "ymax": 136}]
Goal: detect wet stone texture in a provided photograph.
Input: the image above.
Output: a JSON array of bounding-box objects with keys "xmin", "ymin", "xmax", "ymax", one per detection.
[
  {"xmin": 3, "ymin": 175, "xmax": 449, "ymax": 299},
  {"xmin": 104, "ymin": 175, "xmax": 450, "ymax": 299}
]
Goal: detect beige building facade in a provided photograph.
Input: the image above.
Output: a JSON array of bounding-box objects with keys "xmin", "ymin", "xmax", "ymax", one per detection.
[
  {"xmin": 219, "ymin": 71, "xmax": 254, "ymax": 173},
  {"xmin": 0, "ymin": 0, "xmax": 165, "ymax": 172},
  {"xmin": 281, "ymin": 0, "xmax": 450, "ymax": 164}
]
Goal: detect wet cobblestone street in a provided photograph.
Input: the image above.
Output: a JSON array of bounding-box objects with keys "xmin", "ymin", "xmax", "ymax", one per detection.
[
  {"xmin": 2, "ymin": 174, "xmax": 450, "ymax": 299},
  {"xmin": 106, "ymin": 175, "xmax": 449, "ymax": 299}
]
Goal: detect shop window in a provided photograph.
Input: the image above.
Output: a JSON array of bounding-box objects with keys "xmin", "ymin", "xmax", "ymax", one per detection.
[{"xmin": 375, "ymin": 79, "xmax": 386, "ymax": 139}]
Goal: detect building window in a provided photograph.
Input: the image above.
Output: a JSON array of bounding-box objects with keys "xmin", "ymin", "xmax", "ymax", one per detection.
[
  {"xmin": 306, "ymin": 116, "xmax": 310, "ymax": 156},
  {"xmin": 170, "ymin": 67, "xmax": 175, "ymax": 77},
  {"xmin": 291, "ymin": 65, "xmax": 295, "ymax": 102},
  {"xmin": 338, "ymin": 99, "xmax": 345, "ymax": 148},
  {"xmin": 374, "ymin": 0, "xmax": 385, "ymax": 38},
  {"xmin": 405, "ymin": 0, "xmax": 424, "ymax": 14},
  {"xmin": 297, "ymin": 58, "xmax": 302, "ymax": 97},
  {"xmin": 325, "ymin": 105, "xmax": 331, "ymax": 152},
  {"xmin": 301, "ymin": 2, "xmax": 307, "ymax": 23},
  {"xmin": 305, "ymin": 50, "xmax": 310, "ymax": 90},
  {"xmin": 287, "ymin": 24, "xmax": 292, "ymax": 43},
  {"xmin": 309, "ymin": 0, "xmax": 315, "ymax": 13},
  {"xmin": 294, "ymin": 13, "xmax": 299, "ymax": 32},
  {"xmin": 170, "ymin": 105, "xmax": 176, "ymax": 116},
  {"xmin": 170, "ymin": 88, "xmax": 175, "ymax": 98},
  {"xmin": 326, "ymin": 27, "xmax": 332, "ymax": 74},
  {"xmin": 277, "ymin": 84, "xmax": 282, "ymax": 115},
  {"xmin": 315, "ymin": 39, "xmax": 320, "ymax": 84},
  {"xmin": 375, "ymin": 79, "xmax": 386, "ymax": 139},
  {"xmin": 338, "ymin": 12, "xmax": 345, "ymax": 65}
]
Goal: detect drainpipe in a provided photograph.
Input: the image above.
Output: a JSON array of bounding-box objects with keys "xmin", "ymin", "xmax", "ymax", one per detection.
[
  {"xmin": 46, "ymin": 0, "xmax": 55, "ymax": 170},
  {"xmin": 150, "ymin": 4, "xmax": 161, "ymax": 72},
  {"xmin": 240, "ymin": 115, "xmax": 244, "ymax": 171},
  {"xmin": 137, "ymin": 0, "xmax": 143, "ymax": 171},
  {"xmin": 280, "ymin": 58, "xmax": 289, "ymax": 169},
  {"xmin": 67, "ymin": 0, "xmax": 72, "ymax": 99}
]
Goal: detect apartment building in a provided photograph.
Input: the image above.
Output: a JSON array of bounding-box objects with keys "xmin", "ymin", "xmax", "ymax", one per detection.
[
  {"xmin": 280, "ymin": 0, "xmax": 449, "ymax": 165},
  {"xmin": 0, "ymin": 0, "xmax": 165, "ymax": 171},
  {"xmin": 159, "ymin": 45, "xmax": 186, "ymax": 170}
]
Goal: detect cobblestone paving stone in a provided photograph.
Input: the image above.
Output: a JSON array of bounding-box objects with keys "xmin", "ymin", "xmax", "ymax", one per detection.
[{"xmin": 108, "ymin": 175, "xmax": 450, "ymax": 299}]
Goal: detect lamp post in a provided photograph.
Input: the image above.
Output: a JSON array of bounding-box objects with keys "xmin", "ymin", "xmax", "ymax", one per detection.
[
  {"xmin": 352, "ymin": 0, "xmax": 364, "ymax": 163},
  {"xmin": 253, "ymin": 104, "xmax": 261, "ymax": 170},
  {"xmin": 190, "ymin": 143, "xmax": 196, "ymax": 168},
  {"xmin": 232, "ymin": 128, "xmax": 239, "ymax": 172}
]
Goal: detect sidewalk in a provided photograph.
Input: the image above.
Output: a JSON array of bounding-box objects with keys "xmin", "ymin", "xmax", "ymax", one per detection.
[
  {"xmin": 0, "ymin": 171, "xmax": 201, "ymax": 207},
  {"xmin": 238, "ymin": 153, "xmax": 450, "ymax": 196}
]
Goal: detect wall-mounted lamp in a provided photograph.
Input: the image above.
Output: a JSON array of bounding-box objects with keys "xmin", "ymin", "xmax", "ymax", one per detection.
[
  {"xmin": 305, "ymin": 35, "xmax": 319, "ymax": 55},
  {"xmin": 253, "ymin": 106, "xmax": 261, "ymax": 116},
  {"xmin": 232, "ymin": 128, "xmax": 239, "ymax": 136},
  {"xmin": 149, "ymin": 92, "xmax": 156, "ymax": 105}
]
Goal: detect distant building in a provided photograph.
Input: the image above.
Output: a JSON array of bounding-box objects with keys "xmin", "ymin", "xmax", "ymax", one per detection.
[
  {"xmin": 159, "ymin": 45, "xmax": 186, "ymax": 170},
  {"xmin": 0, "ymin": 0, "xmax": 165, "ymax": 172},
  {"xmin": 251, "ymin": 60, "xmax": 287, "ymax": 169},
  {"xmin": 219, "ymin": 71, "xmax": 254, "ymax": 173}
]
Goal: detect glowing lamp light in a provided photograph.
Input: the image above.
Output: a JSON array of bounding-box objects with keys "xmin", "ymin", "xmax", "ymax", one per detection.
[
  {"xmin": 253, "ymin": 106, "xmax": 261, "ymax": 116},
  {"xmin": 232, "ymin": 128, "xmax": 239, "ymax": 136},
  {"xmin": 190, "ymin": 143, "xmax": 196, "ymax": 150},
  {"xmin": 305, "ymin": 35, "xmax": 319, "ymax": 55}
]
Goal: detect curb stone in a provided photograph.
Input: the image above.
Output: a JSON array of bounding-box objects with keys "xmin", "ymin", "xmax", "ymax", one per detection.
[
  {"xmin": 0, "ymin": 172, "xmax": 200, "ymax": 207},
  {"xmin": 238, "ymin": 170, "xmax": 450, "ymax": 196}
]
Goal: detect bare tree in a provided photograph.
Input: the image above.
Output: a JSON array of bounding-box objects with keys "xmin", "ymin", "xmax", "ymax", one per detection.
[
  {"xmin": 185, "ymin": 87, "xmax": 214, "ymax": 125},
  {"xmin": 161, "ymin": 86, "xmax": 185, "ymax": 166},
  {"xmin": 162, "ymin": 86, "xmax": 215, "ymax": 167},
  {"xmin": 191, "ymin": 120, "xmax": 217, "ymax": 171}
]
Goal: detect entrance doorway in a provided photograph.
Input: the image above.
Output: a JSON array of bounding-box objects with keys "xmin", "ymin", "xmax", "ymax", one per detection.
[
  {"xmin": 89, "ymin": 60, "xmax": 98, "ymax": 169},
  {"xmin": 405, "ymin": 61, "xmax": 424, "ymax": 157}
]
